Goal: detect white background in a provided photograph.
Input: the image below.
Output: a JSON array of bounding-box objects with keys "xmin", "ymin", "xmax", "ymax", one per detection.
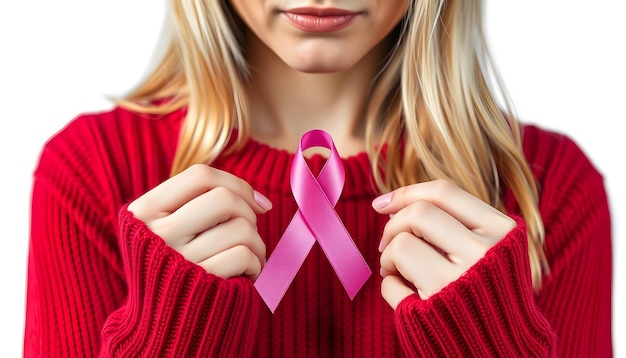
[{"xmin": 0, "ymin": 1, "xmax": 623, "ymax": 356}]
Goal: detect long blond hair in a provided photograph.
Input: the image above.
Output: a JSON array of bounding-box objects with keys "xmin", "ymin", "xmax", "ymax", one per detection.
[{"xmin": 118, "ymin": 0, "xmax": 548, "ymax": 288}]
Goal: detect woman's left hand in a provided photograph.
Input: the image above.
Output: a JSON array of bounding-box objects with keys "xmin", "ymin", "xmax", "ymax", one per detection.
[{"xmin": 373, "ymin": 179, "xmax": 517, "ymax": 309}]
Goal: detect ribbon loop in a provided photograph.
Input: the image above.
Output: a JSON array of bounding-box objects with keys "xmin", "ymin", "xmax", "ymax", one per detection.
[{"xmin": 254, "ymin": 130, "xmax": 372, "ymax": 313}]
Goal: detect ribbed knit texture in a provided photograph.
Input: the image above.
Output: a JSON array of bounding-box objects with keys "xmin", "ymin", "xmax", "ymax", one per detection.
[{"xmin": 24, "ymin": 107, "xmax": 612, "ymax": 357}]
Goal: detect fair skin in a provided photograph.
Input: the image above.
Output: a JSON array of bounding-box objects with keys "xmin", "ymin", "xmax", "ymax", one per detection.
[
  {"xmin": 235, "ymin": 0, "xmax": 409, "ymax": 156},
  {"xmin": 128, "ymin": 0, "xmax": 516, "ymax": 311}
]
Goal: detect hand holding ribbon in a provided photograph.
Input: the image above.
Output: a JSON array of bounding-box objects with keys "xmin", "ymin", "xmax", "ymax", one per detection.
[{"xmin": 254, "ymin": 129, "xmax": 372, "ymax": 313}]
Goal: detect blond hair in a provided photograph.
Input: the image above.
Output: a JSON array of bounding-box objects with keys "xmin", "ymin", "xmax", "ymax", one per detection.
[{"xmin": 118, "ymin": 0, "xmax": 548, "ymax": 288}]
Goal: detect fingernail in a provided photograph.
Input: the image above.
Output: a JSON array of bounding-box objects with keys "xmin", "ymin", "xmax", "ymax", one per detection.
[
  {"xmin": 378, "ymin": 241, "xmax": 383, "ymax": 252},
  {"xmin": 372, "ymin": 192, "xmax": 392, "ymax": 210},
  {"xmin": 254, "ymin": 190, "xmax": 273, "ymax": 211}
]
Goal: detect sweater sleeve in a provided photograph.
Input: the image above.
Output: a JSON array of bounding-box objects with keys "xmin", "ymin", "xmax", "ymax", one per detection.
[
  {"xmin": 393, "ymin": 131, "xmax": 613, "ymax": 357},
  {"xmin": 24, "ymin": 117, "xmax": 261, "ymax": 357},
  {"xmin": 531, "ymin": 132, "xmax": 612, "ymax": 357},
  {"xmin": 100, "ymin": 206, "xmax": 260, "ymax": 357},
  {"xmin": 393, "ymin": 218, "xmax": 557, "ymax": 357}
]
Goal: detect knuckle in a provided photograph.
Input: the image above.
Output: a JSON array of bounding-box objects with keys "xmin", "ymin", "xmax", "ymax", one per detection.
[
  {"xmin": 388, "ymin": 232, "xmax": 414, "ymax": 257},
  {"xmin": 187, "ymin": 164, "xmax": 218, "ymax": 191},
  {"xmin": 408, "ymin": 200, "xmax": 434, "ymax": 218},
  {"xmin": 469, "ymin": 236, "xmax": 490, "ymax": 259},
  {"xmin": 249, "ymin": 258, "xmax": 262, "ymax": 278},
  {"xmin": 127, "ymin": 194, "xmax": 156, "ymax": 221},
  {"xmin": 127, "ymin": 200, "xmax": 145, "ymax": 218},
  {"xmin": 396, "ymin": 186, "xmax": 409, "ymax": 207},
  {"xmin": 256, "ymin": 235, "xmax": 267, "ymax": 260},
  {"xmin": 431, "ymin": 179, "xmax": 457, "ymax": 198},
  {"xmin": 380, "ymin": 275, "xmax": 393, "ymax": 295},
  {"xmin": 237, "ymin": 223, "xmax": 267, "ymax": 259},
  {"xmin": 211, "ymin": 186, "xmax": 238, "ymax": 205},
  {"xmin": 233, "ymin": 245, "xmax": 256, "ymax": 262},
  {"xmin": 201, "ymin": 259, "xmax": 218, "ymax": 274},
  {"xmin": 503, "ymin": 216, "xmax": 517, "ymax": 233},
  {"xmin": 474, "ymin": 240, "xmax": 490, "ymax": 256},
  {"xmin": 237, "ymin": 177, "xmax": 253, "ymax": 197},
  {"xmin": 145, "ymin": 218, "xmax": 161, "ymax": 234},
  {"xmin": 236, "ymin": 216, "xmax": 254, "ymax": 232},
  {"xmin": 146, "ymin": 217, "xmax": 177, "ymax": 244},
  {"xmin": 186, "ymin": 163, "xmax": 212, "ymax": 180},
  {"xmin": 233, "ymin": 217, "xmax": 259, "ymax": 238}
]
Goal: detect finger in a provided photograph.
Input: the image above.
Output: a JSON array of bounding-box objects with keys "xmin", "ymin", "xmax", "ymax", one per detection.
[
  {"xmin": 379, "ymin": 200, "xmax": 489, "ymax": 262},
  {"xmin": 198, "ymin": 245, "xmax": 263, "ymax": 280},
  {"xmin": 380, "ymin": 232, "xmax": 463, "ymax": 299},
  {"xmin": 177, "ymin": 217, "xmax": 266, "ymax": 265},
  {"xmin": 381, "ymin": 275, "xmax": 415, "ymax": 310},
  {"xmin": 372, "ymin": 179, "xmax": 514, "ymax": 239},
  {"xmin": 129, "ymin": 164, "xmax": 272, "ymax": 221},
  {"xmin": 150, "ymin": 186, "xmax": 257, "ymax": 243}
]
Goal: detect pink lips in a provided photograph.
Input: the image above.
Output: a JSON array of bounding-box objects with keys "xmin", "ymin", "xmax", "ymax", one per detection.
[{"xmin": 283, "ymin": 8, "xmax": 360, "ymax": 33}]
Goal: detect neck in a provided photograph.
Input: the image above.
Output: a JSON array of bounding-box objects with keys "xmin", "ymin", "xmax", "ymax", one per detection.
[{"xmin": 244, "ymin": 34, "xmax": 385, "ymax": 157}]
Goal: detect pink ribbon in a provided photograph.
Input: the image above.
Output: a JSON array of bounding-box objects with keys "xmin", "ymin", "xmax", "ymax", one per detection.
[{"xmin": 254, "ymin": 129, "xmax": 371, "ymax": 313}]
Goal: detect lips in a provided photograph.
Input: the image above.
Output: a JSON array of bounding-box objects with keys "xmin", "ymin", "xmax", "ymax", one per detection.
[{"xmin": 283, "ymin": 7, "xmax": 360, "ymax": 33}]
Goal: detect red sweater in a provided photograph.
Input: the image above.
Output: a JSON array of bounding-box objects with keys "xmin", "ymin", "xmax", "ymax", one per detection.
[{"xmin": 24, "ymin": 107, "xmax": 612, "ymax": 357}]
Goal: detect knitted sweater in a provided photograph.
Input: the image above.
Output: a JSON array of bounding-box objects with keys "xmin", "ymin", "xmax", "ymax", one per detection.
[{"xmin": 24, "ymin": 106, "xmax": 612, "ymax": 357}]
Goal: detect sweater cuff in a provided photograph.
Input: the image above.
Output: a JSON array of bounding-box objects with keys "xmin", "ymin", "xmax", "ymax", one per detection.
[
  {"xmin": 100, "ymin": 205, "xmax": 260, "ymax": 357},
  {"xmin": 394, "ymin": 217, "xmax": 557, "ymax": 357}
]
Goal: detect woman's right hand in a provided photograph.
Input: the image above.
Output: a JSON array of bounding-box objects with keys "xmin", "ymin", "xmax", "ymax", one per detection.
[{"xmin": 127, "ymin": 164, "xmax": 273, "ymax": 280}]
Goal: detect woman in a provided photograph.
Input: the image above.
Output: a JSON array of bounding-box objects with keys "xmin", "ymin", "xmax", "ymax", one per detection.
[{"xmin": 24, "ymin": 0, "xmax": 612, "ymax": 356}]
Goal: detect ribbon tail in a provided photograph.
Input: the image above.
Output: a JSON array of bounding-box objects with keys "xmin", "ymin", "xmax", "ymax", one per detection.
[
  {"xmin": 313, "ymin": 218, "xmax": 372, "ymax": 300},
  {"xmin": 294, "ymin": 175, "xmax": 372, "ymax": 300},
  {"xmin": 254, "ymin": 211, "xmax": 315, "ymax": 313}
]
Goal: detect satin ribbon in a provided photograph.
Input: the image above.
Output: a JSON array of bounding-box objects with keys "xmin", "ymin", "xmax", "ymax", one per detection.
[{"xmin": 254, "ymin": 129, "xmax": 372, "ymax": 313}]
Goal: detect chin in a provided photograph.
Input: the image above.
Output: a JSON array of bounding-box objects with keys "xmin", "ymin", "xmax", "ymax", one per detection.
[
  {"xmin": 283, "ymin": 54, "xmax": 360, "ymax": 74},
  {"xmin": 293, "ymin": 62, "xmax": 353, "ymax": 74},
  {"xmin": 275, "ymin": 40, "xmax": 365, "ymax": 74}
]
